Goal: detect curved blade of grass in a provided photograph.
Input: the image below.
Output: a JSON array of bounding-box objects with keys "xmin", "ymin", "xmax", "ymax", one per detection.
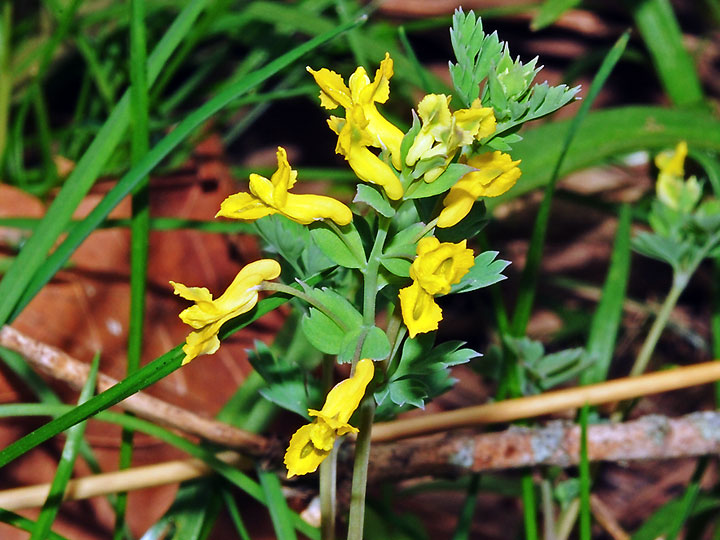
[
  {"xmin": 511, "ymin": 30, "xmax": 629, "ymax": 336},
  {"xmin": 450, "ymin": 473, "xmax": 481, "ymax": 540},
  {"xmin": 0, "ymin": 0, "xmax": 210, "ymax": 326},
  {"xmin": 30, "ymin": 355, "xmax": 99, "ymax": 540},
  {"xmin": 632, "ymin": 0, "xmax": 704, "ymax": 106},
  {"xmin": 0, "ymin": 403, "xmax": 317, "ymax": 539},
  {"xmin": 579, "ymin": 403, "xmax": 591, "ymax": 540},
  {"xmin": 8, "ymin": 15, "xmax": 365, "ymax": 322},
  {"xmin": 580, "ymin": 203, "xmax": 632, "ymax": 385},
  {"xmin": 666, "ymin": 457, "xmax": 708, "ymax": 540},
  {"xmin": 222, "ymin": 488, "xmax": 252, "ymax": 540},
  {"xmin": 258, "ymin": 466, "xmax": 297, "ymax": 540},
  {"xmin": 0, "ymin": 510, "xmax": 70, "ymax": 540}
]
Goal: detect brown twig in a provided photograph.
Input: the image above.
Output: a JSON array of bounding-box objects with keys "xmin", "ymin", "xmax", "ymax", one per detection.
[
  {"xmin": 0, "ymin": 325, "xmax": 267, "ymax": 454},
  {"xmin": 1, "ymin": 411, "xmax": 718, "ymax": 510},
  {"xmin": 371, "ymin": 360, "xmax": 720, "ymax": 441}
]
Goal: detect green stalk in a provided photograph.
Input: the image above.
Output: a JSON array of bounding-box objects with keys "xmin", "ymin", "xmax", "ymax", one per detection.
[
  {"xmin": 0, "ymin": 2, "xmax": 11, "ymax": 167},
  {"xmin": 346, "ymin": 396, "xmax": 375, "ymax": 540},
  {"xmin": 320, "ymin": 442, "xmax": 339, "ymax": 540},
  {"xmin": 114, "ymin": 1, "xmax": 150, "ymax": 537},
  {"xmin": 261, "ymin": 281, "xmax": 349, "ymax": 331},
  {"xmin": 629, "ymin": 271, "xmax": 688, "ymax": 377},
  {"xmin": 346, "ymin": 216, "xmax": 390, "ymax": 539}
]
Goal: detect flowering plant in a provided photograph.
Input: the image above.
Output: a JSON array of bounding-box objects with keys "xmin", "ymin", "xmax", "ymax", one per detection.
[{"xmin": 169, "ymin": 9, "xmax": 578, "ymax": 537}]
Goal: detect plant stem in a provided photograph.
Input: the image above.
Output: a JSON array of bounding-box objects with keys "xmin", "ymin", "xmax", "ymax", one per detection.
[
  {"xmin": 0, "ymin": 2, "xmax": 11, "ymax": 167},
  {"xmin": 629, "ymin": 271, "xmax": 688, "ymax": 378},
  {"xmin": 260, "ymin": 281, "xmax": 349, "ymax": 331},
  {"xmin": 541, "ymin": 479, "xmax": 556, "ymax": 540},
  {"xmin": 346, "ymin": 396, "xmax": 375, "ymax": 540},
  {"xmin": 328, "ymin": 221, "xmax": 367, "ymax": 267},
  {"xmin": 320, "ymin": 442, "xmax": 338, "ymax": 540},
  {"xmin": 361, "ymin": 217, "xmax": 390, "ymax": 329}
]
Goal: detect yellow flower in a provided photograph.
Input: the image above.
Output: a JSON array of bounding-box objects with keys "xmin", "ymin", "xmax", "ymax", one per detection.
[
  {"xmin": 285, "ymin": 358, "xmax": 374, "ymax": 477},
  {"xmin": 406, "ymin": 94, "xmax": 496, "ymax": 183},
  {"xmin": 438, "ymin": 151, "xmax": 521, "ymax": 228},
  {"xmin": 655, "ymin": 141, "xmax": 701, "ymax": 211},
  {"xmin": 216, "ymin": 147, "xmax": 352, "ymax": 226},
  {"xmin": 399, "ymin": 238, "xmax": 474, "ymax": 337},
  {"xmin": 308, "ymin": 54, "xmax": 404, "ymax": 200},
  {"xmin": 170, "ymin": 259, "xmax": 281, "ymax": 365}
]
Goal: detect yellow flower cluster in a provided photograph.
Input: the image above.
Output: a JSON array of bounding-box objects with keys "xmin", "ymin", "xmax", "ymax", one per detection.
[
  {"xmin": 284, "ymin": 358, "xmax": 374, "ymax": 477},
  {"xmin": 655, "ymin": 141, "xmax": 701, "ymax": 212},
  {"xmin": 398, "ymin": 237, "xmax": 475, "ymax": 337},
  {"xmin": 170, "ymin": 259, "xmax": 281, "ymax": 365}
]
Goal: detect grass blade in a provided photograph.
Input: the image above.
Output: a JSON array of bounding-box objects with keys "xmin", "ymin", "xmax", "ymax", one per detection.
[
  {"xmin": 9, "ymin": 15, "xmax": 365, "ymax": 321},
  {"xmin": 666, "ymin": 457, "xmax": 708, "ymax": 540},
  {"xmin": 31, "ymin": 354, "xmax": 99, "ymax": 540},
  {"xmin": 511, "ymin": 31, "xmax": 630, "ymax": 335},
  {"xmin": 0, "ymin": 510, "xmax": 70, "ymax": 540},
  {"xmin": 632, "ymin": 0, "xmax": 704, "ymax": 106},
  {"xmin": 114, "ymin": 0, "xmax": 152, "ymax": 536},
  {"xmin": 450, "ymin": 474, "xmax": 481, "ymax": 540},
  {"xmin": 579, "ymin": 403, "xmax": 591, "ymax": 540},
  {"xmin": 531, "ymin": 0, "xmax": 581, "ymax": 31},
  {"xmin": 0, "ymin": 0, "xmax": 210, "ymax": 326},
  {"xmin": 258, "ymin": 466, "xmax": 297, "ymax": 540},
  {"xmin": 580, "ymin": 203, "xmax": 632, "ymax": 384},
  {"xmin": 222, "ymin": 488, "xmax": 252, "ymax": 540}
]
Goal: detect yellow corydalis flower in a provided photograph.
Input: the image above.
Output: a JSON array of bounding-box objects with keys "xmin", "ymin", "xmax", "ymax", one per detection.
[
  {"xmin": 284, "ymin": 358, "xmax": 374, "ymax": 477},
  {"xmin": 438, "ymin": 151, "xmax": 521, "ymax": 228},
  {"xmin": 406, "ymin": 94, "xmax": 496, "ymax": 183},
  {"xmin": 399, "ymin": 238, "xmax": 474, "ymax": 337},
  {"xmin": 216, "ymin": 147, "xmax": 352, "ymax": 226},
  {"xmin": 655, "ymin": 141, "xmax": 701, "ymax": 212},
  {"xmin": 307, "ymin": 53, "xmax": 404, "ymax": 200},
  {"xmin": 170, "ymin": 259, "xmax": 281, "ymax": 365}
]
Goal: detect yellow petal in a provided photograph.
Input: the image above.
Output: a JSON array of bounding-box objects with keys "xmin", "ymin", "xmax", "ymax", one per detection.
[
  {"xmin": 655, "ymin": 141, "xmax": 687, "ymax": 179},
  {"xmin": 270, "ymin": 147, "xmax": 298, "ymax": 205},
  {"xmin": 410, "ymin": 238, "xmax": 474, "ymax": 295},
  {"xmin": 346, "ymin": 146, "xmax": 404, "ymax": 200},
  {"xmin": 438, "ymin": 151, "xmax": 521, "ymax": 228},
  {"xmin": 309, "ymin": 419, "xmax": 337, "ymax": 452},
  {"xmin": 282, "ymin": 192, "xmax": 353, "ymax": 226},
  {"xmin": 318, "ymin": 358, "xmax": 374, "ymax": 425},
  {"xmin": 284, "ymin": 423, "xmax": 330, "ymax": 478},
  {"xmin": 399, "ymin": 282, "xmax": 443, "ymax": 338},
  {"xmin": 181, "ymin": 321, "xmax": 223, "ymax": 365},
  {"xmin": 215, "ymin": 192, "xmax": 276, "ymax": 221},
  {"xmin": 306, "ymin": 67, "xmax": 352, "ymax": 110}
]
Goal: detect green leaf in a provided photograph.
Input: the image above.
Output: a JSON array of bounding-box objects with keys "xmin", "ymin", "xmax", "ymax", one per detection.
[
  {"xmin": 338, "ymin": 325, "xmax": 391, "ymax": 364},
  {"xmin": 380, "ymin": 256, "xmax": 412, "ymax": 278},
  {"xmin": 310, "ymin": 221, "xmax": 366, "ymax": 269},
  {"xmin": 452, "ymin": 251, "xmax": 510, "ymax": 294},
  {"xmin": 384, "ymin": 335, "xmax": 479, "ymax": 409},
  {"xmin": 448, "ymin": 8, "xmax": 503, "ymax": 107},
  {"xmin": 632, "ymin": 494, "xmax": 720, "ymax": 540},
  {"xmin": 354, "ymin": 184, "xmax": 395, "ymax": 218},
  {"xmin": 531, "ymin": 0, "xmax": 582, "ymax": 30},
  {"xmin": 0, "ymin": 509, "xmax": 70, "ymax": 540},
  {"xmin": 300, "ymin": 287, "xmax": 363, "ymax": 355},
  {"xmin": 404, "ymin": 164, "xmax": 473, "ymax": 200},
  {"xmin": 255, "ymin": 215, "xmax": 309, "ymax": 265},
  {"xmin": 248, "ymin": 341, "xmax": 320, "ymax": 418},
  {"xmin": 632, "ymin": 231, "xmax": 688, "ymax": 269}
]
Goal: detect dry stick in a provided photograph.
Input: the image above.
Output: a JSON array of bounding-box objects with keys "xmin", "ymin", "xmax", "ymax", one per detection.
[
  {"xmin": 0, "ymin": 325, "xmax": 267, "ymax": 454},
  {"xmin": 2, "ymin": 411, "xmax": 720, "ymax": 511},
  {"xmin": 0, "ymin": 451, "xmax": 246, "ymax": 510},
  {"xmin": 371, "ymin": 360, "xmax": 720, "ymax": 442}
]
